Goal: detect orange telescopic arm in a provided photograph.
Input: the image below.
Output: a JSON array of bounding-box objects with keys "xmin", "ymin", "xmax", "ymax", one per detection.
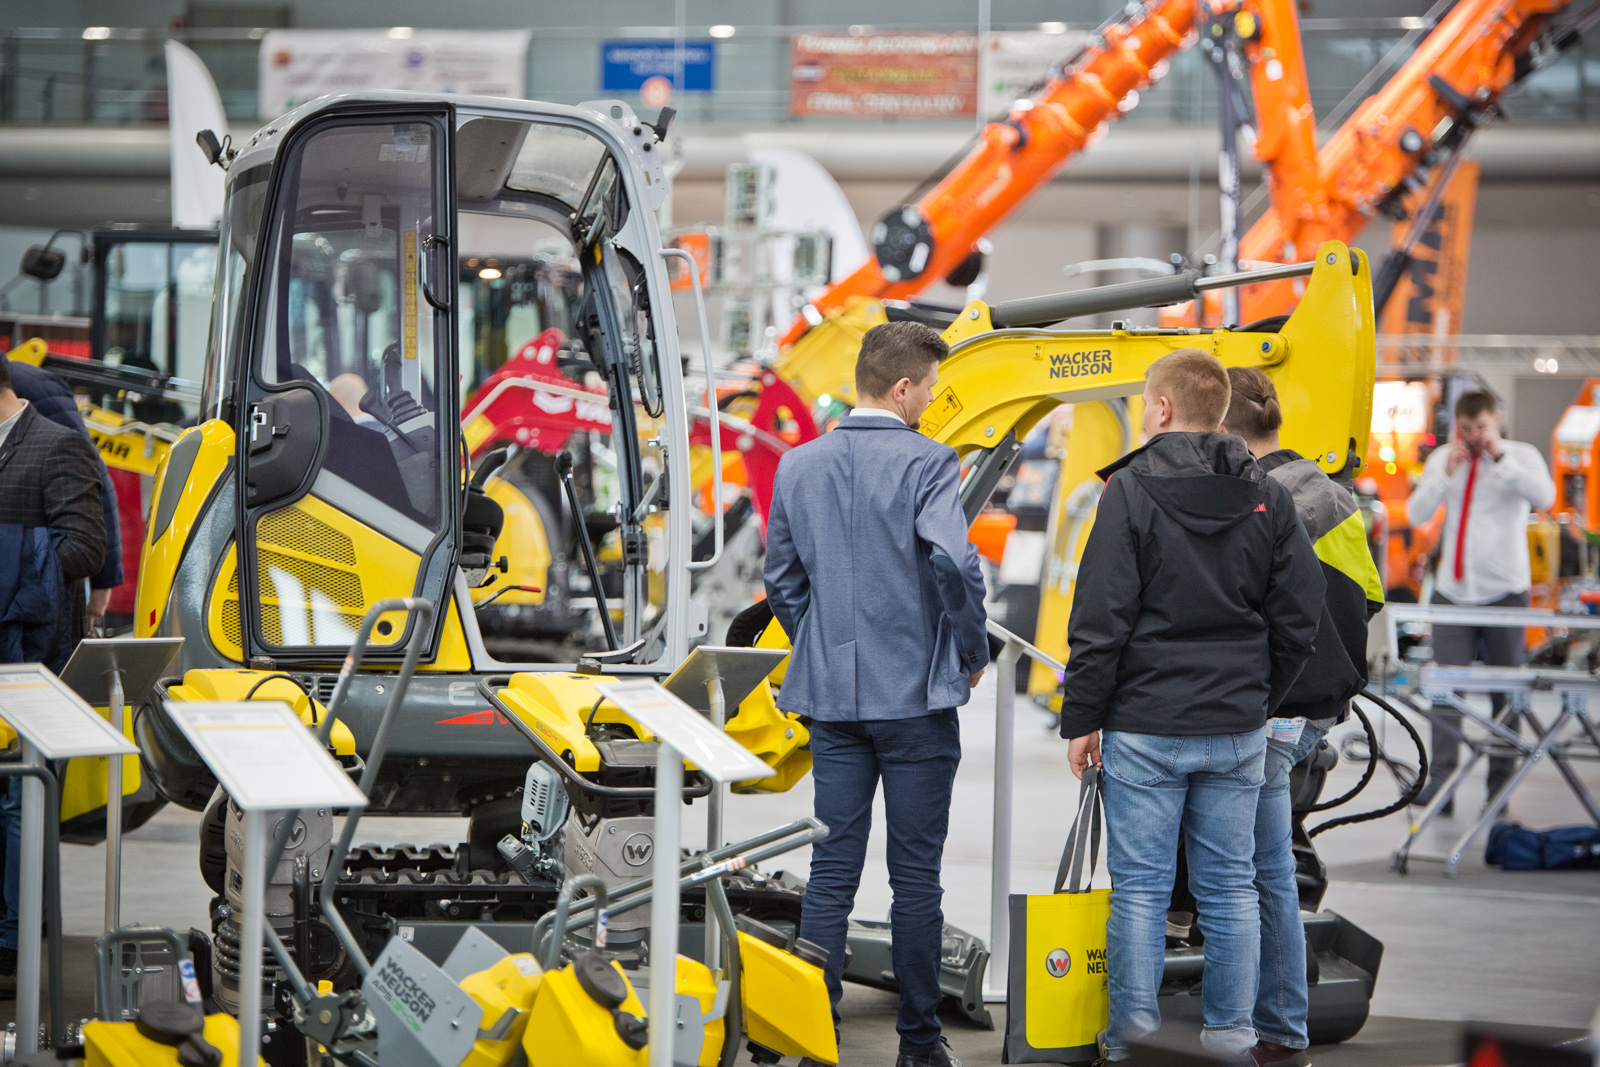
[
  {"xmin": 779, "ymin": 0, "xmax": 1197, "ymax": 347},
  {"xmin": 1238, "ymin": 0, "xmax": 1568, "ymax": 320}
]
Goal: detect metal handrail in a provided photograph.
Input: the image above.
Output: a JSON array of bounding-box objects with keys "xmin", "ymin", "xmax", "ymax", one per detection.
[{"xmin": 983, "ymin": 620, "xmax": 1067, "ymax": 1003}]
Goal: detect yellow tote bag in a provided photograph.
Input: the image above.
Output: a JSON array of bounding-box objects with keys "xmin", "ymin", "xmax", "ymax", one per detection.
[{"xmin": 1003, "ymin": 766, "xmax": 1110, "ymax": 1064}]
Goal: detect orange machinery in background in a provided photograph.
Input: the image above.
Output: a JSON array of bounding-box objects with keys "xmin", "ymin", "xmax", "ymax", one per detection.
[{"xmin": 779, "ymin": 0, "xmax": 1197, "ymax": 345}]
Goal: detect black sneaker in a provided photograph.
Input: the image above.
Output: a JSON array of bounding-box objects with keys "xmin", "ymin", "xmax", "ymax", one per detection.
[{"xmin": 896, "ymin": 1036, "xmax": 961, "ymax": 1067}]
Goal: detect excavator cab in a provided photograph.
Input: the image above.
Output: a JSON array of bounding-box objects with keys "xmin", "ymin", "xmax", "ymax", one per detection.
[{"xmin": 136, "ymin": 93, "xmax": 707, "ymax": 810}]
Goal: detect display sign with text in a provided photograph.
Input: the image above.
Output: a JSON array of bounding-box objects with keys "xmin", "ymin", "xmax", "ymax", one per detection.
[
  {"xmin": 979, "ymin": 31, "xmax": 1089, "ymax": 118},
  {"xmin": 259, "ymin": 30, "xmax": 532, "ymax": 120},
  {"xmin": 601, "ymin": 39, "xmax": 716, "ymax": 93},
  {"xmin": 790, "ymin": 33, "xmax": 978, "ymax": 118}
]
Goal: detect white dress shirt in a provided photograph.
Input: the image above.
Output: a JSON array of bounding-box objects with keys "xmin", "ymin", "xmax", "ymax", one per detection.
[
  {"xmin": 850, "ymin": 406, "xmax": 905, "ymax": 425},
  {"xmin": 0, "ymin": 399, "xmax": 29, "ymax": 448},
  {"xmin": 1406, "ymin": 439, "xmax": 1556, "ymax": 604}
]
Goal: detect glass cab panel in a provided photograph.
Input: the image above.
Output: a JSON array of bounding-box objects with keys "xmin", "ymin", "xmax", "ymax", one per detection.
[{"xmin": 236, "ymin": 112, "xmax": 456, "ymax": 657}]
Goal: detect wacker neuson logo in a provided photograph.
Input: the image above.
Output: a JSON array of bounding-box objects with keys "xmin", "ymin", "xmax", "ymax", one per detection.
[
  {"xmin": 375, "ymin": 957, "xmax": 437, "ymax": 1030},
  {"xmin": 623, "ymin": 833, "xmax": 654, "ymax": 866},
  {"xmin": 1045, "ymin": 946, "xmax": 1106, "ymax": 978}
]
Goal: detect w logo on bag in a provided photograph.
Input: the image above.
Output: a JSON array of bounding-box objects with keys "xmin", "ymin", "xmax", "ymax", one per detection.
[{"xmin": 1045, "ymin": 948, "xmax": 1072, "ymax": 978}]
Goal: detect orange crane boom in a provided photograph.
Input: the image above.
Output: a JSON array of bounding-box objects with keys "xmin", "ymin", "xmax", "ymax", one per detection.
[
  {"xmin": 779, "ymin": 0, "xmax": 1197, "ymax": 346},
  {"xmin": 1237, "ymin": 0, "xmax": 1570, "ymax": 320}
]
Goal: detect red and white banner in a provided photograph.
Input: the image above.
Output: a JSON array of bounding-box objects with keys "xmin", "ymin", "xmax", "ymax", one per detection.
[{"xmin": 790, "ymin": 33, "xmax": 978, "ymax": 118}]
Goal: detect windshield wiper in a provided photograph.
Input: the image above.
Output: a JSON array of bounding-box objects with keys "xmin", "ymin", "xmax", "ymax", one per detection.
[{"xmin": 556, "ymin": 450, "xmax": 619, "ymax": 651}]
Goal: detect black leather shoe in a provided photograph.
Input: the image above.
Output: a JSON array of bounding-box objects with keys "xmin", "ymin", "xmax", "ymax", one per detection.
[{"xmin": 896, "ymin": 1036, "xmax": 962, "ymax": 1067}]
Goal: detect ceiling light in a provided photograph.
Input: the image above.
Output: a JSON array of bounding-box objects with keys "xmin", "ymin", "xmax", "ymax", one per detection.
[
  {"xmin": 82, "ymin": 27, "xmax": 111, "ymax": 40},
  {"xmin": 1038, "ymin": 21, "xmax": 1068, "ymax": 34},
  {"xmin": 388, "ymin": 26, "xmax": 414, "ymax": 40},
  {"xmin": 478, "ymin": 267, "xmax": 503, "ymax": 280},
  {"xmin": 848, "ymin": 24, "xmax": 874, "ymax": 36},
  {"xmin": 709, "ymin": 24, "xmax": 735, "ymax": 38}
]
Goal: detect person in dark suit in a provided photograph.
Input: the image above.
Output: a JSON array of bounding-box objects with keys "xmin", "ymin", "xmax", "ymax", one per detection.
[
  {"xmin": 6, "ymin": 358, "xmax": 124, "ymax": 634},
  {"xmin": 0, "ymin": 350, "xmax": 105, "ymax": 994},
  {"xmin": 764, "ymin": 321, "xmax": 989, "ymax": 1067}
]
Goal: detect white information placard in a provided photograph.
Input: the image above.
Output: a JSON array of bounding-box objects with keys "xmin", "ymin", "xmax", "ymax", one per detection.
[
  {"xmin": 596, "ymin": 681, "xmax": 775, "ymax": 785},
  {"xmin": 0, "ymin": 664, "xmax": 139, "ymax": 759},
  {"xmin": 164, "ymin": 701, "xmax": 369, "ymax": 812}
]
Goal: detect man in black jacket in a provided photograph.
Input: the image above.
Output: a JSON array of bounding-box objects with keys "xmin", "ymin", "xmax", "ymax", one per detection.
[
  {"xmin": 0, "ymin": 351, "xmax": 106, "ymax": 993},
  {"xmin": 1061, "ymin": 350, "xmax": 1323, "ymax": 1063},
  {"xmin": 7, "ymin": 358, "xmax": 124, "ymax": 634}
]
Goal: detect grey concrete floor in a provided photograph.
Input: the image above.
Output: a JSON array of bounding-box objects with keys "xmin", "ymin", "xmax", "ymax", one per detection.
[{"xmin": 34, "ymin": 677, "xmax": 1600, "ymax": 1064}]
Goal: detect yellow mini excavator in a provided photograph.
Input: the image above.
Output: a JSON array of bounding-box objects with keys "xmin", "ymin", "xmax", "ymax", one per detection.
[{"xmin": 121, "ymin": 82, "xmax": 1377, "ymax": 1062}]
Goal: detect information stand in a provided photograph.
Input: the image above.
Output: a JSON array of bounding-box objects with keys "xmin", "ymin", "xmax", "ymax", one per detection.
[
  {"xmin": 0, "ymin": 664, "xmax": 138, "ymax": 1055},
  {"xmin": 594, "ymin": 680, "xmax": 774, "ymax": 1067},
  {"xmin": 58, "ymin": 637, "xmax": 183, "ymax": 931},
  {"xmin": 661, "ymin": 645, "xmax": 787, "ymax": 968},
  {"xmin": 164, "ymin": 701, "xmax": 368, "ymax": 1067}
]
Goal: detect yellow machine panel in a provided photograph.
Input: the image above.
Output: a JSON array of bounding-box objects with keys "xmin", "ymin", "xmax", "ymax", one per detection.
[
  {"xmin": 136, "ymin": 420, "xmax": 236, "ymax": 638},
  {"xmin": 738, "ymin": 931, "xmax": 838, "ymax": 1063},
  {"xmin": 83, "ymin": 1012, "xmax": 266, "ymax": 1067},
  {"xmin": 725, "ymin": 680, "xmax": 811, "ymax": 794},
  {"xmin": 676, "ymin": 953, "xmax": 726, "ymax": 1066},
  {"xmin": 522, "ymin": 958, "xmax": 647, "ymax": 1067},
  {"xmin": 459, "ymin": 953, "xmax": 544, "ymax": 1067},
  {"xmin": 164, "ymin": 668, "xmax": 355, "ymax": 756}
]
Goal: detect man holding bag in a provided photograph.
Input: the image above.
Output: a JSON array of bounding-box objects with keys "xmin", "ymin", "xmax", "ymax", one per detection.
[
  {"xmin": 765, "ymin": 321, "xmax": 989, "ymax": 1067},
  {"xmin": 1059, "ymin": 351, "xmax": 1323, "ymax": 1063}
]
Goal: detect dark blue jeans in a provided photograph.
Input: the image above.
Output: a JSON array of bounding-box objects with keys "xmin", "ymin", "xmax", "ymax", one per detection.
[
  {"xmin": 800, "ymin": 709, "xmax": 961, "ymax": 1055},
  {"xmin": 0, "ymin": 777, "xmax": 20, "ymax": 950}
]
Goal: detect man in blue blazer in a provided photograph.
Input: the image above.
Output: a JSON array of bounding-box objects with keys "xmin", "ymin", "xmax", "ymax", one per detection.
[{"xmin": 764, "ymin": 320, "xmax": 989, "ymax": 1067}]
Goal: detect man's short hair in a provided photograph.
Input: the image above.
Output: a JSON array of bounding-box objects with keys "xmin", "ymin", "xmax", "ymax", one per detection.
[
  {"xmin": 1222, "ymin": 366, "xmax": 1283, "ymax": 442},
  {"xmin": 1145, "ymin": 349, "xmax": 1231, "ymax": 430},
  {"xmin": 0, "ymin": 352, "xmax": 10, "ymax": 392},
  {"xmin": 1455, "ymin": 389, "xmax": 1499, "ymax": 421},
  {"xmin": 856, "ymin": 321, "xmax": 947, "ymax": 400}
]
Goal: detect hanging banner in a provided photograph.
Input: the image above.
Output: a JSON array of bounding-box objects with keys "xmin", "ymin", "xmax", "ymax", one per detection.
[
  {"xmin": 601, "ymin": 40, "xmax": 716, "ymax": 93},
  {"xmin": 1381, "ymin": 160, "xmax": 1481, "ymax": 343},
  {"xmin": 790, "ymin": 33, "xmax": 978, "ymax": 118},
  {"xmin": 259, "ymin": 30, "xmax": 532, "ymax": 120},
  {"xmin": 979, "ymin": 30, "xmax": 1088, "ymax": 119}
]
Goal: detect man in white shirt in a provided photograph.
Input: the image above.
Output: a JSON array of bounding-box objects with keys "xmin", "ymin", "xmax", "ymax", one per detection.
[{"xmin": 1406, "ymin": 390, "xmax": 1556, "ymax": 811}]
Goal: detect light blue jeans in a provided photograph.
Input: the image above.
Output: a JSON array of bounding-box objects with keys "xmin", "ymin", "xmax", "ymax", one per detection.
[
  {"xmin": 1253, "ymin": 720, "xmax": 1328, "ymax": 1050},
  {"xmin": 1102, "ymin": 728, "xmax": 1268, "ymax": 1061}
]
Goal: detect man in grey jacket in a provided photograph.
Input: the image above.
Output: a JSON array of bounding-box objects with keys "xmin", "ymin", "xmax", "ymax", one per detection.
[{"xmin": 764, "ymin": 320, "xmax": 989, "ymax": 1067}]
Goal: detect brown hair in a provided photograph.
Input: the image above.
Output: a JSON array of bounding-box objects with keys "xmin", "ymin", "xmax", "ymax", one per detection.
[
  {"xmin": 1145, "ymin": 349, "xmax": 1231, "ymax": 430},
  {"xmin": 1455, "ymin": 389, "xmax": 1498, "ymax": 421},
  {"xmin": 1223, "ymin": 366, "xmax": 1283, "ymax": 442},
  {"xmin": 856, "ymin": 321, "xmax": 948, "ymax": 400}
]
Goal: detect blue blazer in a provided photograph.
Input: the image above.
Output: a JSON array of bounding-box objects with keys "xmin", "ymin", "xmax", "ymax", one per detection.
[{"xmin": 763, "ymin": 415, "xmax": 990, "ymax": 722}]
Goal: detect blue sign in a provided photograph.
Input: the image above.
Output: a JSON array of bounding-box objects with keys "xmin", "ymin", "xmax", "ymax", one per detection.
[{"xmin": 601, "ymin": 39, "xmax": 716, "ymax": 93}]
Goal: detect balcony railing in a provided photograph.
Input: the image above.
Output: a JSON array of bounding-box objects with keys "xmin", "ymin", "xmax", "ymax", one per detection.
[{"xmin": 0, "ymin": 19, "xmax": 1594, "ymax": 130}]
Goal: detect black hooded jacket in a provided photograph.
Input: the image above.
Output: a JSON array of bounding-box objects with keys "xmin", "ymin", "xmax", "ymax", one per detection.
[{"xmin": 1058, "ymin": 432, "xmax": 1324, "ymax": 739}]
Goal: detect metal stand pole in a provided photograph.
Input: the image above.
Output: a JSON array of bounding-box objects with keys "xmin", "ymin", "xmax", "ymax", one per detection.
[
  {"xmin": 238, "ymin": 810, "xmax": 267, "ymax": 1066},
  {"xmin": 17, "ymin": 741, "xmax": 45, "ymax": 1054},
  {"xmin": 105, "ymin": 668, "xmax": 125, "ymax": 932},
  {"xmin": 985, "ymin": 641, "xmax": 1022, "ymax": 1003},
  {"xmin": 648, "ymin": 743, "xmax": 683, "ymax": 1067},
  {"xmin": 704, "ymin": 675, "xmax": 725, "ymax": 973}
]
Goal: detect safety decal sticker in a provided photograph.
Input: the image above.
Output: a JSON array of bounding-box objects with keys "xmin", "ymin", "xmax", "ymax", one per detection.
[{"xmin": 918, "ymin": 386, "xmax": 964, "ymax": 437}]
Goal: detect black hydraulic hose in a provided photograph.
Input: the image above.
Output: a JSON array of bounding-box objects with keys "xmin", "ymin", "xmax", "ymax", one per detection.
[
  {"xmin": 1308, "ymin": 688, "xmax": 1430, "ymax": 838},
  {"xmin": 557, "ymin": 450, "xmax": 619, "ymax": 651},
  {"xmin": 990, "ymin": 272, "xmax": 1202, "ymax": 328},
  {"xmin": 0, "ymin": 762, "xmax": 65, "ymax": 1048},
  {"xmin": 1307, "ymin": 703, "xmax": 1380, "ymax": 813}
]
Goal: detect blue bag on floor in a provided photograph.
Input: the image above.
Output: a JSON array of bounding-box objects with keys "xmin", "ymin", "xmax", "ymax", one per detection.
[{"xmin": 1485, "ymin": 822, "xmax": 1600, "ymax": 870}]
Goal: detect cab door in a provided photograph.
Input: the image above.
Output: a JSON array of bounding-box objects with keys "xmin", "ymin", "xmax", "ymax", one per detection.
[{"xmin": 233, "ymin": 108, "xmax": 458, "ymax": 663}]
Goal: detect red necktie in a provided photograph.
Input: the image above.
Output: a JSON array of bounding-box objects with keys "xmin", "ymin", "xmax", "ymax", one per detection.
[{"xmin": 1453, "ymin": 453, "xmax": 1480, "ymax": 582}]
